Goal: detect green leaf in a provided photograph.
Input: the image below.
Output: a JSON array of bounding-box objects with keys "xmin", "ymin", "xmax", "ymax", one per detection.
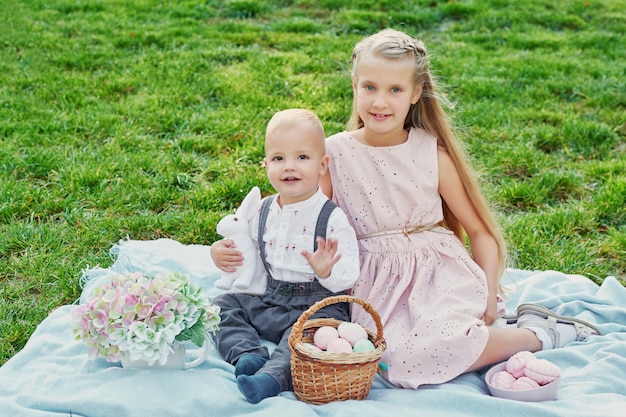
[{"xmin": 176, "ymin": 321, "xmax": 207, "ymax": 347}]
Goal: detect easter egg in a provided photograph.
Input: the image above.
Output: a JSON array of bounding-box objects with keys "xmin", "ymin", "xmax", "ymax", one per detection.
[
  {"xmin": 313, "ymin": 326, "xmax": 339, "ymax": 350},
  {"xmin": 524, "ymin": 358, "xmax": 561, "ymax": 385},
  {"xmin": 352, "ymin": 338, "xmax": 375, "ymax": 353},
  {"xmin": 490, "ymin": 370, "xmax": 516, "ymax": 390},
  {"xmin": 510, "ymin": 376, "xmax": 540, "ymax": 391},
  {"xmin": 326, "ymin": 337, "xmax": 353, "ymax": 353},
  {"xmin": 505, "ymin": 350, "xmax": 536, "ymax": 378},
  {"xmin": 337, "ymin": 322, "xmax": 368, "ymax": 346}
]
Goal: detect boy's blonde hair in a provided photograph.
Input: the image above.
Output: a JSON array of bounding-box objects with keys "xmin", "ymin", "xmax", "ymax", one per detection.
[
  {"xmin": 349, "ymin": 29, "xmax": 508, "ymax": 283},
  {"xmin": 266, "ymin": 109, "xmax": 326, "ymax": 152}
]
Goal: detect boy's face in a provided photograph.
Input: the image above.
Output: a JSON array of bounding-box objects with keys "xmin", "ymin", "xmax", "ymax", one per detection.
[{"xmin": 263, "ymin": 124, "xmax": 328, "ymax": 206}]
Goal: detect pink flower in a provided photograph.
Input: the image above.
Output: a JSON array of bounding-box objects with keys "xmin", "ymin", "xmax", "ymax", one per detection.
[
  {"xmin": 134, "ymin": 303, "xmax": 153, "ymax": 319},
  {"xmin": 152, "ymin": 297, "xmax": 169, "ymax": 313}
]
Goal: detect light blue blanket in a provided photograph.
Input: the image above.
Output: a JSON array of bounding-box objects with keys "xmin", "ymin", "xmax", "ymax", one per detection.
[{"xmin": 1, "ymin": 238, "xmax": 625, "ymax": 417}]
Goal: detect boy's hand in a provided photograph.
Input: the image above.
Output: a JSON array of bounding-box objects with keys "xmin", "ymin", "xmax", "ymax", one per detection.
[
  {"xmin": 301, "ymin": 237, "xmax": 342, "ymax": 279},
  {"xmin": 210, "ymin": 239, "xmax": 244, "ymax": 272}
]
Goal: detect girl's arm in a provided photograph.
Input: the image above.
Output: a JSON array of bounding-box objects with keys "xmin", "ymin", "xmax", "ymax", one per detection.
[{"xmin": 437, "ymin": 147, "xmax": 500, "ymax": 325}]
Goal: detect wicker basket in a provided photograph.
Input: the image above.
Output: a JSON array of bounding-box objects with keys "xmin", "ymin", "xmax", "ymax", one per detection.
[{"xmin": 289, "ymin": 295, "xmax": 386, "ymax": 405}]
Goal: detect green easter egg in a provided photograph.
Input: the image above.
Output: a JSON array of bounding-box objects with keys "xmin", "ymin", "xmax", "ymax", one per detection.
[{"xmin": 352, "ymin": 339, "xmax": 375, "ymax": 353}]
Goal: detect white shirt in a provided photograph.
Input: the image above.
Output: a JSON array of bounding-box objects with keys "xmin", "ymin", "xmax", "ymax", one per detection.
[{"xmin": 248, "ymin": 188, "xmax": 359, "ymax": 294}]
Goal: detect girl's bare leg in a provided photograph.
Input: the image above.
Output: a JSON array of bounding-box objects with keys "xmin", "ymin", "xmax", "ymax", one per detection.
[{"xmin": 466, "ymin": 327, "xmax": 541, "ymax": 373}]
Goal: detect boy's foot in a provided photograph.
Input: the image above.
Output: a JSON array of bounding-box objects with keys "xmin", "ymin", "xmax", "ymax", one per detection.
[
  {"xmin": 234, "ymin": 354, "xmax": 268, "ymax": 377},
  {"xmin": 516, "ymin": 303, "xmax": 600, "ymax": 350},
  {"xmin": 237, "ymin": 373, "xmax": 281, "ymax": 403}
]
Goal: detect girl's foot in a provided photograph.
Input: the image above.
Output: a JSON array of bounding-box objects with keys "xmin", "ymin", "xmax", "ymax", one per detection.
[{"xmin": 516, "ymin": 303, "xmax": 600, "ymax": 350}]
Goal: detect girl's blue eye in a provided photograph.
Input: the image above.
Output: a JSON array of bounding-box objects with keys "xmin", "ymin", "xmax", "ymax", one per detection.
[
  {"xmin": 391, "ymin": 87, "xmax": 401, "ymax": 93},
  {"xmin": 365, "ymin": 85, "xmax": 375, "ymax": 91}
]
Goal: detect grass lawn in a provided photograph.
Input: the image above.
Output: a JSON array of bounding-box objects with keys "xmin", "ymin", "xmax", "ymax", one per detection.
[{"xmin": 1, "ymin": 0, "xmax": 624, "ymax": 365}]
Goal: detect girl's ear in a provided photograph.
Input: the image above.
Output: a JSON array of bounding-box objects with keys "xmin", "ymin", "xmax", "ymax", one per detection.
[
  {"xmin": 411, "ymin": 82, "xmax": 424, "ymax": 104},
  {"xmin": 352, "ymin": 75, "xmax": 358, "ymax": 95}
]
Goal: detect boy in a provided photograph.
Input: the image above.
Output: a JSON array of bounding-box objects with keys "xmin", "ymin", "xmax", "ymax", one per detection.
[{"xmin": 210, "ymin": 109, "xmax": 359, "ymax": 403}]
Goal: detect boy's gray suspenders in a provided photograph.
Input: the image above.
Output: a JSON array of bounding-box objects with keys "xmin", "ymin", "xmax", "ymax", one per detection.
[{"xmin": 257, "ymin": 195, "xmax": 337, "ymax": 278}]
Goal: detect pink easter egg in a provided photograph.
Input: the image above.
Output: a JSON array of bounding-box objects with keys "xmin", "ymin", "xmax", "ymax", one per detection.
[
  {"xmin": 524, "ymin": 358, "xmax": 561, "ymax": 385},
  {"xmin": 490, "ymin": 370, "xmax": 517, "ymax": 390},
  {"xmin": 337, "ymin": 322, "xmax": 368, "ymax": 346},
  {"xmin": 510, "ymin": 376, "xmax": 540, "ymax": 391},
  {"xmin": 313, "ymin": 326, "xmax": 339, "ymax": 350},
  {"xmin": 326, "ymin": 337, "xmax": 353, "ymax": 353},
  {"xmin": 506, "ymin": 351, "xmax": 536, "ymax": 378}
]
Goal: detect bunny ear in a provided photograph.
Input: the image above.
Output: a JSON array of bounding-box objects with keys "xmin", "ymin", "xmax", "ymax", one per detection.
[{"xmin": 235, "ymin": 186, "xmax": 262, "ymax": 220}]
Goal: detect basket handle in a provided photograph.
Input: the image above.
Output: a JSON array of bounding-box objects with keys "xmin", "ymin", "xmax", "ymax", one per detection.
[{"xmin": 289, "ymin": 295, "xmax": 384, "ymax": 346}]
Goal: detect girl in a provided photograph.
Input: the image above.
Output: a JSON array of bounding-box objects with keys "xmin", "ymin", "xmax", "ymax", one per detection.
[{"xmin": 319, "ymin": 28, "xmax": 599, "ymax": 389}]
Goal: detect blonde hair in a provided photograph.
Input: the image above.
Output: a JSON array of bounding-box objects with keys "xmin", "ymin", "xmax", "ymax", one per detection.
[
  {"xmin": 349, "ymin": 29, "xmax": 508, "ymax": 282},
  {"xmin": 266, "ymin": 108, "xmax": 326, "ymax": 152}
]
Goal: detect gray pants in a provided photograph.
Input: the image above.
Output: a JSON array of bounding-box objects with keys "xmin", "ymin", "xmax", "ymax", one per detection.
[{"xmin": 213, "ymin": 278, "xmax": 349, "ymax": 391}]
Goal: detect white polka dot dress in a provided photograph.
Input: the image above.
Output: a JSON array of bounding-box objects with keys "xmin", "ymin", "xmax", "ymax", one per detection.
[{"xmin": 326, "ymin": 128, "xmax": 490, "ymax": 389}]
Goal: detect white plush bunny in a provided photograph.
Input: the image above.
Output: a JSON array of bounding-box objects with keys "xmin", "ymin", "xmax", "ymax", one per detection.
[{"xmin": 214, "ymin": 186, "xmax": 262, "ymax": 292}]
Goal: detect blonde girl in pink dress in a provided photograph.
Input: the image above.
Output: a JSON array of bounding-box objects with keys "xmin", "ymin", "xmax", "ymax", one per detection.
[{"xmin": 319, "ymin": 28, "xmax": 599, "ymax": 389}]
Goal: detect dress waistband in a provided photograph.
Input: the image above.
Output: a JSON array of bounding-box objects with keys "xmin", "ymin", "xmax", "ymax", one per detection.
[{"xmin": 357, "ymin": 224, "xmax": 453, "ymax": 240}]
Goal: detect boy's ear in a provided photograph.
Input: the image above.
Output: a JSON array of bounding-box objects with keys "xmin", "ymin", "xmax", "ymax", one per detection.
[
  {"xmin": 319, "ymin": 154, "xmax": 329, "ymax": 175},
  {"xmin": 262, "ymin": 157, "xmax": 268, "ymax": 169}
]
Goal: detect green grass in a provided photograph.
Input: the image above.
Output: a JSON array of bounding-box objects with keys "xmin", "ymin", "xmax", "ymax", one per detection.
[{"xmin": 0, "ymin": 0, "xmax": 624, "ymax": 365}]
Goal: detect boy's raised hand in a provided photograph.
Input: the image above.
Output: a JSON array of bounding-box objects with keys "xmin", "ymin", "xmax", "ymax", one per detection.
[{"xmin": 301, "ymin": 237, "xmax": 342, "ymax": 279}]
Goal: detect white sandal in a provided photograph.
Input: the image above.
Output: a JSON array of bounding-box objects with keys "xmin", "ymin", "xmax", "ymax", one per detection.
[{"xmin": 516, "ymin": 303, "xmax": 600, "ymax": 349}]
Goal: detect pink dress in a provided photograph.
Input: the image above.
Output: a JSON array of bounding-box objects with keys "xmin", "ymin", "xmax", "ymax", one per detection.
[{"xmin": 326, "ymin": 128, "xmax": 490, "ymax": 389}]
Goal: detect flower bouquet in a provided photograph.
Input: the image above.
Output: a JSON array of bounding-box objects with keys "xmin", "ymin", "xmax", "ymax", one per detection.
[{"xmin": 72, "ymin": 271, "xmax": 220, "ymax": 366}]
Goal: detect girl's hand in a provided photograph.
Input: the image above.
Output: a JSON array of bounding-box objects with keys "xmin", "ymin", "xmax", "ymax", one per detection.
[
  {"xmin": 301, "ymin": 237, "xmax": 342, "ymax": 279},
  {"xmin": 210, "ymin": 239, "xmax": 244, "ymax": 272},
  {"xmin": 482, "ymin": 293, "xmax": 498, "ymax": 325}
]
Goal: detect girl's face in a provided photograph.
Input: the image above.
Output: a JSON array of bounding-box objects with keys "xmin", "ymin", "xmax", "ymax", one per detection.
[
  {"xmin": 352, "ymin": 54, "xmax": 422, "ymax": 145},
  {"xmin": 263, "ymin": 124, "xmax": 328, "ymax": 206}
]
